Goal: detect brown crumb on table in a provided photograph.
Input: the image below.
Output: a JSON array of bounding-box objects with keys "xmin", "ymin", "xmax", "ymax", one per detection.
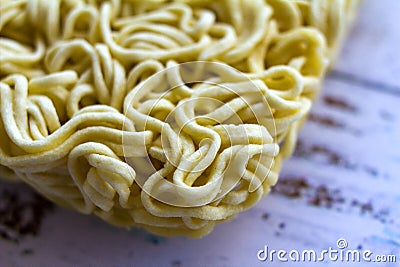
[
  {"xmin": 271, "ymin": 177, "xmax": 392, "ymax": 224},
  {"xmin": 308, "ymin": 185, "xmax": 345, "ymax": 208},
  {"xmin": 271, "ymin": 176, "xmax": 309, "ymax": 198},
  {"xmin": 0, "ymin": 186, "xmax": 54, "ymax": 243},
  {"xmin": 271, "ymin": 177, "xmax": 345, "ymax": 208},
  {"xmin": 293, "ymin": 141, "xmax": 354, "ymax": 168},
  {"xmin": 21, "ymin": 248, "xmax": 34, "ymax": 255},
  {"xmin": 323, "ymin": 95, "xmax": 357, "ymax": 113},
  {"xmin": 261, "ymin": 213, "xmax": 270, "ymax": 220},
  {"xmin": 171, "ymin": 260, "xmax": 182, "ymax": 267},
  {"xmin": 308, "ymin": 113, "xmax": 345, "ymax": 128}
]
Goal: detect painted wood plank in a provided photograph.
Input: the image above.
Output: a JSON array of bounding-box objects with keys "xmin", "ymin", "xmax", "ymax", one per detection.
[
  {"xmin": 1, "ymin": 0, "xmax": 400, "ymax": 266},
  {"xmin": 334, "ymin": 0, "xmax": 400, "ymax": 91}
]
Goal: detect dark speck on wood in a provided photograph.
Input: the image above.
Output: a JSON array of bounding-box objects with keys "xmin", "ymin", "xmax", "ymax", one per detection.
[
  {"xmin": 271, "ymin": 176, "xmax": 309, "ymax": 198},
  {"xmin": 323, "ymin": 95, "xmax": 357, "ymax": 112},
  {"xmin": 0, "ymin": 188, "xmax": 54, "ymax": 243},
  {"xmin": 21, "ymin": 249, "xmax": 34, "ymax": 256},
  {"xmin": 293, "ymin": 141, "xmax": 354, "ymax": 169},
  {"xmin": 308, "ymin": 113, "xmax": 345, "ymax": 128},
  {"xmin": 272, "ymin": 177, "xmax": 390, "ymax": 224},
  {"xmin": 146, "ymin": 234, "xmax": 166, "ymax": 245},
  {"xmin": 360, "ymin": 203, "xmax": 373, "ymax": 214},
  {"xmin": 171, "ymin": 260, "xmax": 182, "ymax": 267},
  {"xmin": 261, "ymin": 213, "xmax": 270, "ymax": 220}
]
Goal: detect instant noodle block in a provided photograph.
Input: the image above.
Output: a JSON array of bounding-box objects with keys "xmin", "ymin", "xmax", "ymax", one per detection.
[{"xmin": 0, "ymin": 0, "xmax": 361, "ymax": 238}]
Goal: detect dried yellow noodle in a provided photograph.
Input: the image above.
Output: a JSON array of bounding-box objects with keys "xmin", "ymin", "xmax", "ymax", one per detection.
[{"xmin": 0, "ymin": 0, "xmax": 361, "ymax": 237}]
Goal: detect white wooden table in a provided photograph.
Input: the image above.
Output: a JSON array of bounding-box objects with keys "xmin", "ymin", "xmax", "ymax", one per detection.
[{"xmin": 1, "ymin": 0, "xmax": 399, "ymax": 266}]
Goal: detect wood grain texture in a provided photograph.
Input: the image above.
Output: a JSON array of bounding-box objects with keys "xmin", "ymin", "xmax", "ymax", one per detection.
[{"xmin": 1, "ymin": 0, "xmax": 399, "ymax": 266}]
